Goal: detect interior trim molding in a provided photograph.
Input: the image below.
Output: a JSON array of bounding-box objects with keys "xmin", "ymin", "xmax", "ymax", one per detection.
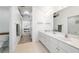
[{"xmin": 0, "ymin": 32, "xmax": 9, "ymax": 35}]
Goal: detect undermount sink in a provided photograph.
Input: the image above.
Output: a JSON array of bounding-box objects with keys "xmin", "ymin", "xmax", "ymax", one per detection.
[
  {"xmin": 64, "ymin": 37, "xmax": 72, "ymax": 41},
  {"xmin": 63, "ymin": 37, "xmax": 78, "ymax": 44}
]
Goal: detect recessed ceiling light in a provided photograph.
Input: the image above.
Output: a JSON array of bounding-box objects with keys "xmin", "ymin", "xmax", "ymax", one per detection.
[{"xmin": 24, "ymin": 11, "xmax": 30, "ymax": 15}]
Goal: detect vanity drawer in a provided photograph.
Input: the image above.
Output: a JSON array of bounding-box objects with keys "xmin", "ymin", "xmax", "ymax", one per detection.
[
  {"xmin": 48, "ymin": 37, "xmax": 67, "ymax": 53},
  {"xmin": 59, "ymin": 40, "xmax": 79, "ymax": 53},
  {"xmin": 46, "ymin": 37, "xmax": 59, "ymax": 53},
  {"xmin": 38, "ymin": 33, "xmax": 50, "ymax": 46},
  {"xmin": 38, "ymin": 33, "xmax": 58, "ymax": 52},
  {"xmin": 55, "ymin": 46, "xmax": 66, "ymax": 53}
]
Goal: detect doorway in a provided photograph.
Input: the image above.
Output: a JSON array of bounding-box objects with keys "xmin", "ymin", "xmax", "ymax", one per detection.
[{"xmin": 18, "ymin": 6, "xmax": 32, "ymax": 44}]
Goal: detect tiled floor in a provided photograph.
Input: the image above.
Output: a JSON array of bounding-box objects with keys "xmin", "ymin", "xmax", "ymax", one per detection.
[{"xmin": 15, "ymin": 42, "xmax": 48, "ymax": 53}]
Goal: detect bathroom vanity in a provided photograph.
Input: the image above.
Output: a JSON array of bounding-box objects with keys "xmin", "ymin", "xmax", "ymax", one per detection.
[
  {"xmin": 38, "ymin": 31, "xmax": 79, "ymax": 53},
  {"xmin": 38, "ymin": 7, "xmax": 79, "ymax": 53}
]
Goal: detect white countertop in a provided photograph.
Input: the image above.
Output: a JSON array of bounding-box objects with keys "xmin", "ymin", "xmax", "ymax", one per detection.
[{"xmin": 39, "ymin": 31, "xmax": 79, "ymax": 49}]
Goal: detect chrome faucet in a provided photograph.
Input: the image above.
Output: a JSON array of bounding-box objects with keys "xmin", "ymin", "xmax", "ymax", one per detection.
[{"xmin": 65, "ymin": 34, "xmax": 68, "ymax": 38}]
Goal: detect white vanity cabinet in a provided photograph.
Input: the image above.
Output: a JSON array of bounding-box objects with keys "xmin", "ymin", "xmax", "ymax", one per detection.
[
  {"xmin": 58, "ymin": 40, "xmax": 79, "ymax": 53},
  {"xmin": 38, "ymin": 32, "xmax": 66, "ymax": 53},
  {"xmin": 38, "ymin": 32, "xmax": 55, "ymax": 52},
  {"xmin": 38, "ymin": 32, "xmax": 79, "ymax": 53}
]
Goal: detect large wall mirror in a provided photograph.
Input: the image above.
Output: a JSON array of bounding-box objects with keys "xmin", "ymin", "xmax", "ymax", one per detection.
[
  {"xmin": 68, "ymin": 15, "xmax": 79, "ymax": 35},
  {"xmin": 53, "ymin": 6, "xmax": 79, "ymax": 36},
  {"xmin": 53, "ymin": 12, "xmax": 68, "ymax": 34}
]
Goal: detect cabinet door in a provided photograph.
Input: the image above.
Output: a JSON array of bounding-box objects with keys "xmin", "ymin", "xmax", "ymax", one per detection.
[
  {"xmin": 57, "ymin": 46, "xmax": 66, "ymax": 53},
  {"xmin": 59, "ymin": 40, "xmax": 79, "ymax": 53},
  {"xmin": 38, "ymin": 32, "xmax": 46, "ymax": 44},
  {"xmin": 38, "ymin": 33, "xmax": 58, "ymax": 53},
  {"xmin": 38, "ymin": 32, "xmax": 50, "ymax": 47},
  {"xmin": 47, "ymin": 37, "xmax": 59, "ymax": 53}
]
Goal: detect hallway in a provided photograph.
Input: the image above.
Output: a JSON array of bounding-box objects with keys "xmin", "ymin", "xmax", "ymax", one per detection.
[
  {"xmin": 16, "ymin": 29, "xmax": 48, "ymax": 53},
  {"xmin": 19, "ymin": 34, "xmax": 32, "ymax": 44},
  {"xmin": 15, "ymin": 41, "xmax": 48, "ymax": 53}
]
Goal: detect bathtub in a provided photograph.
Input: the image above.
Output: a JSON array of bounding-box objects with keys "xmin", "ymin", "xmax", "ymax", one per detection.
[{"xmin": 0, "ymin": 35, "xmax": 9, "ymax": 48}]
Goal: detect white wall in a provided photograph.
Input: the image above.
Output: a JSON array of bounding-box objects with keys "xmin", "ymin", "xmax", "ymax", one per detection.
[
  {"xmin": 9, "ymin": 7, "xmax": 22, "ymax": 52},
  {"xmin": 54, "ymin": 6, "xmax": 79, "ymax": 34},
  {"xmin": 0, "ymin": 7, "xmax": 10, "ymax": 33},
  {"xmin": 32, "ymin": 6, "xmax": 54, "ymax": 42},
  {"xmin": 0, "ymin": 7, "xmax": 10, "ymax": 49}
]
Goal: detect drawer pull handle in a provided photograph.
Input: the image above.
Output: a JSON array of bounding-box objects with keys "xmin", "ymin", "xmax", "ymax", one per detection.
[{"xmin": 56, "ymin": 48, "xmax": 60, "ymax": 51}]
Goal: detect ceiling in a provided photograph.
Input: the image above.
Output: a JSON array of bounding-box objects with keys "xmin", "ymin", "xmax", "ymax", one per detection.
[{"xmin": 18, "ymin": 6, "xmax": 32, "ymax": 16}]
